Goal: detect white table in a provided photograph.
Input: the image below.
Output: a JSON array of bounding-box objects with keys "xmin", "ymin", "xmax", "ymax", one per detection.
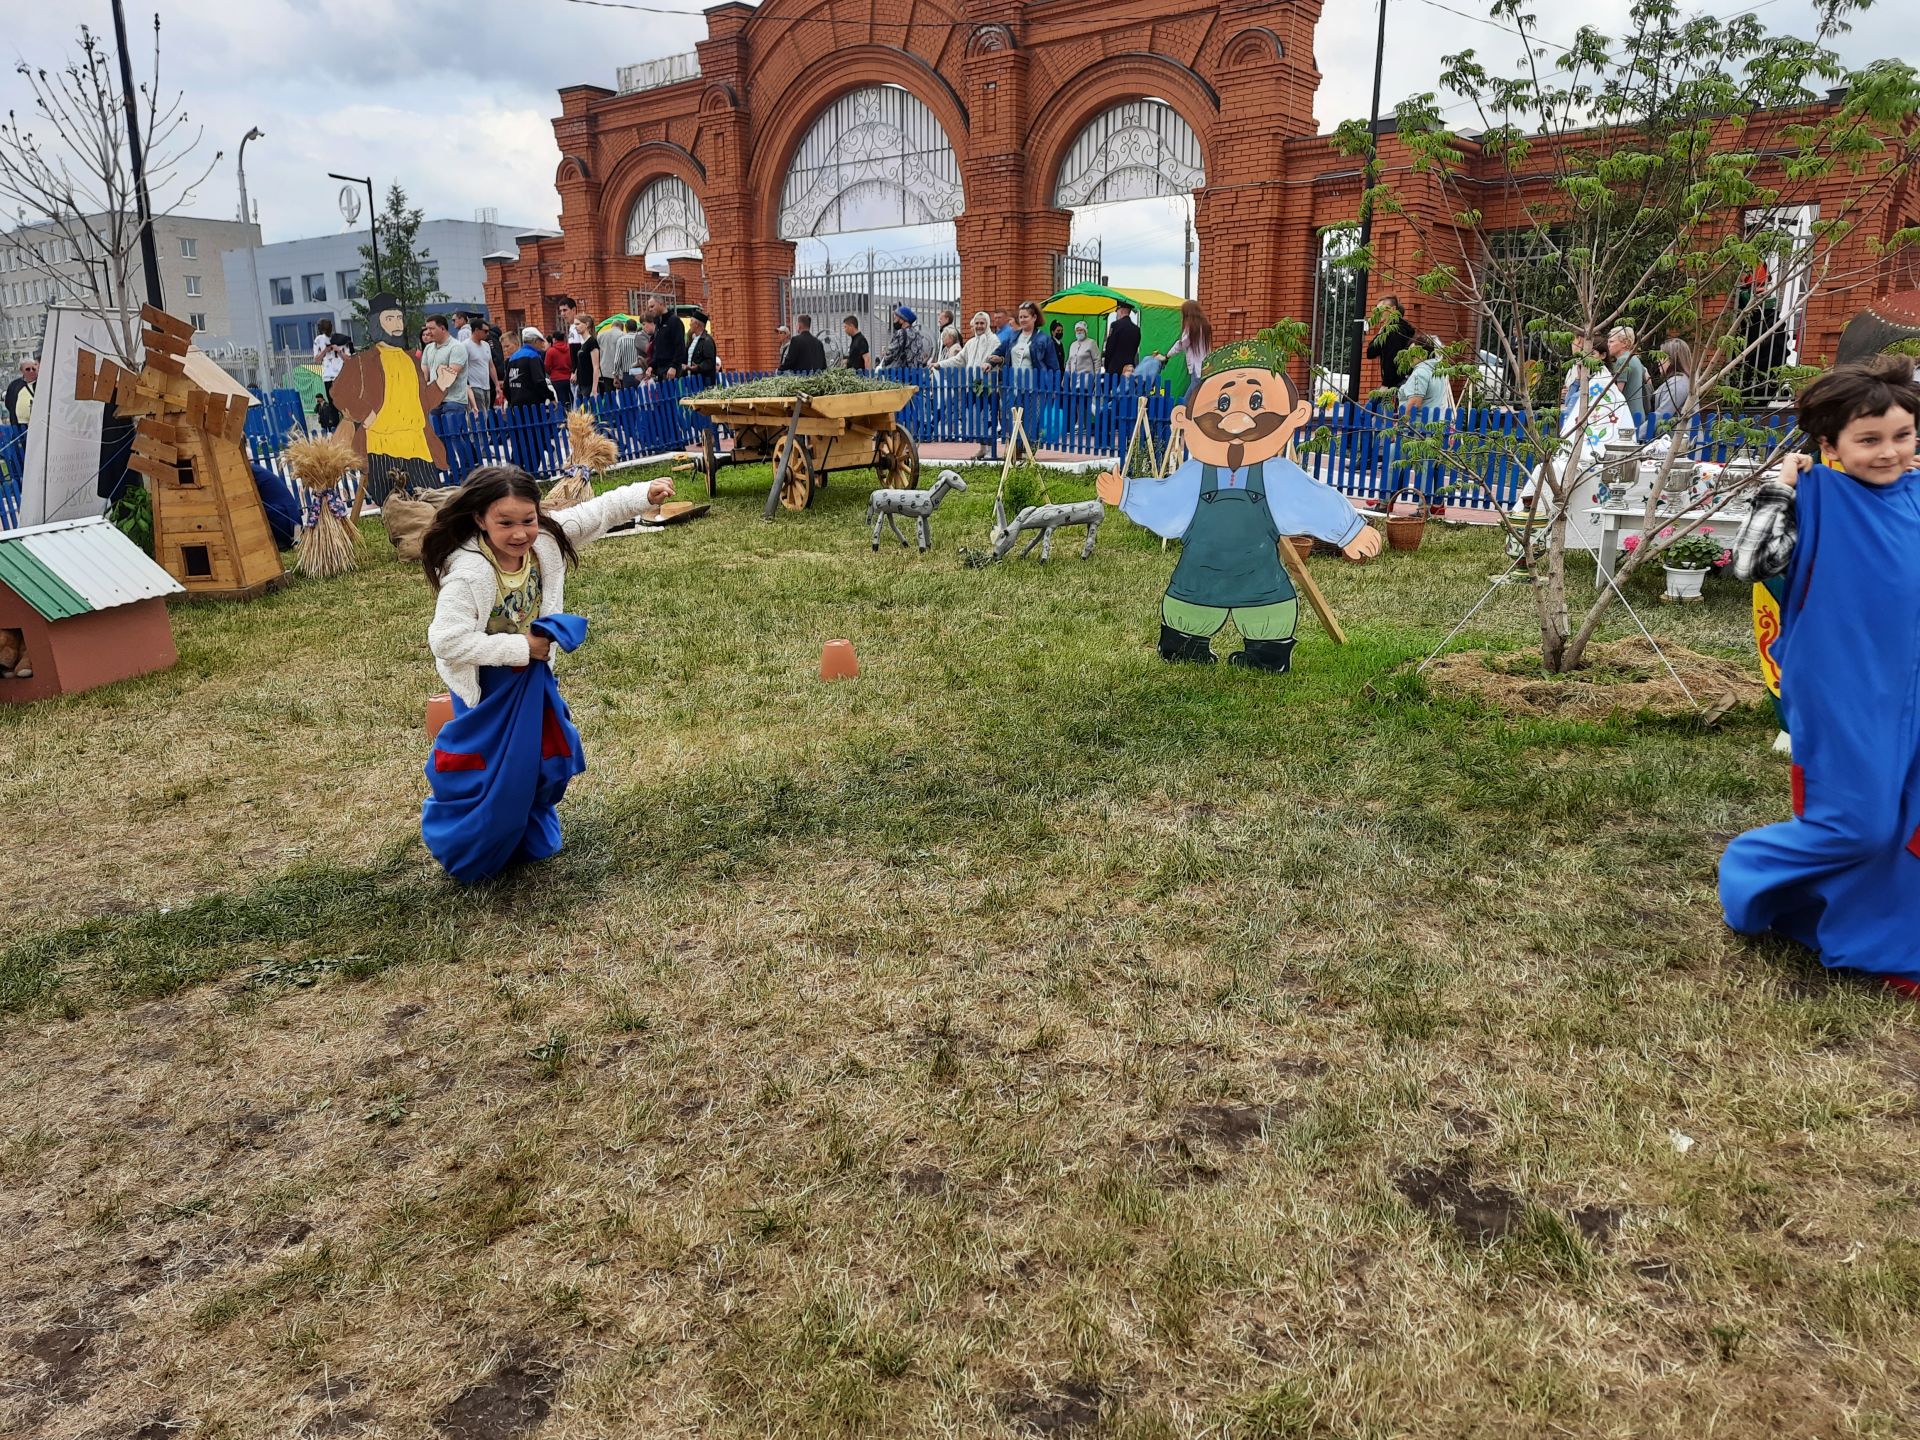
[{"xmin": 1584, "ymin": 500, "xmax": 1750, "ymax": 586}]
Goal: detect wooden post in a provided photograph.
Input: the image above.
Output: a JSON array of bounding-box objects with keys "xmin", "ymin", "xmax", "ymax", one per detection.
[
  {"xmin": 763, "ymin": 396, "xmax": 806, "ymax": 520},
  {"xmin": 1122, "ymin": 395, "xmax": 1155, "ymax": 475},
  {"xmin": 1278, "ymin": 538, "xmax": 1349, "ymax": 645}
]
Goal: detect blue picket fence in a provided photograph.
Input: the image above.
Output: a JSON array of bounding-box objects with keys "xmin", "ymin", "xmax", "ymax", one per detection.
[
  {"xmin": 3, "ymin": 370, "xmax": 1803, "ymax": 531},
  {"xmin": 0, "ymin": 422, "xmax": 23, "ymax": 528}
]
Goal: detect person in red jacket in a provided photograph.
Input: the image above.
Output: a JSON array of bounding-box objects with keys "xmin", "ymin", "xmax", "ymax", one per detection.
[{"xmin": 544, "ymin": 331, "xmax": 574, "ymax": 409}]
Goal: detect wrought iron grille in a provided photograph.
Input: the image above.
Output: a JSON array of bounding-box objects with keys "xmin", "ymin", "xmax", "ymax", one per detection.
[
  {"xmin": 779, "ymin": 252, "xmax": 961, "ymax": 363},
  {"xmin": 1053, "ymin": 100, "xmax": 1205, "ymax": 209},
  {"xmin": 1053, "ymin": 240, "xmax": 1104, "ymax": 293},
  {"xmin": 778, "ymin": 87, "xmax": 964, "ymax": 239}
]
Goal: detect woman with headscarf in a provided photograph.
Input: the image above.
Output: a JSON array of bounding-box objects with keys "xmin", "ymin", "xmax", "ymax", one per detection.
[
  {"xmin": 1067, "ymin": 321, "xmax": 1100, "ymax": 375},
  {"xmin": 960, "ymin": 311, "xmax": 999, "ymax": 369}
]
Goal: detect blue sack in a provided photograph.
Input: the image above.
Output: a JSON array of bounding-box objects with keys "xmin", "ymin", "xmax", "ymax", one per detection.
[
  {"xmin": 421, "ymin": 613, "xmax": 589, "ymax": 884},
  {"xmin": 1719, "ymin": 464, "xmax": 1920, "ymax": 979}
]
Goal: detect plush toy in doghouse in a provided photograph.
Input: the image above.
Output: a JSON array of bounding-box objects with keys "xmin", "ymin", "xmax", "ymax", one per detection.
[
  {"xmin": 74, "ymin": 305, "xmax": 284, "ymax": 600},
  {"xmin": 284, "ymin": 432, "xmax": 363, "ymax": 579},
  {"xmin": 0, "ymin": 517, "xmax": 185, "ymax": 703},
  {"xmin": 1096, "ymin": 338, "xmax": 1383, "ymax": 673}
]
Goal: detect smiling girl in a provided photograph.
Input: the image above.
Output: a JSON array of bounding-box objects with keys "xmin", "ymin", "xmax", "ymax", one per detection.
[
  {"xmin": 416, "ymin": 464, "xmax": 671, "ymax": 882},
  {"xmin": 1721, "ymin": 355, "xmax": 1920, "ymax": 989}
]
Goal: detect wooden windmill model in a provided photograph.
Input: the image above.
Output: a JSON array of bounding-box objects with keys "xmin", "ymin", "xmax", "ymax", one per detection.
[{"xmin": 75, "ymin": 305, "xmax": 285, "ymax": 600}]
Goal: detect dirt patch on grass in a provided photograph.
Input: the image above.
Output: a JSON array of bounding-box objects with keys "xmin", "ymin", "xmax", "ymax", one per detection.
[
  {"xmin": 1394, "ymin": 1160, "xmax": 1525, "ymax": 1245},
  {"xmin": 431, "ymin": 1357, "xmax": 558, "ymax": 1439},
  {"xmin": 1425, "ymin": 637, "xmax": 1765, "ymax": 720},
  {"xmin": 997, "ymin": 1381, "xmax": 1104, "ymax": 1434}
]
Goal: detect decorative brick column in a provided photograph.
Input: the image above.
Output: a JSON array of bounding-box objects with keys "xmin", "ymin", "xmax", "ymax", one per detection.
[{"xmin": 955, "ymin": 16, "xmax": 1066, "ymax": 315}]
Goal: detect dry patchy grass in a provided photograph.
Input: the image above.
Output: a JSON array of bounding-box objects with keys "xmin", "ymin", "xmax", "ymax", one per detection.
[{"xmin": 3, "ymin": 467, "xmax": 1917, "ymax": 1438}]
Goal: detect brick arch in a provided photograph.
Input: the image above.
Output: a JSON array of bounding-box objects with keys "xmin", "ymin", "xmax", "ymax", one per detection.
[
  {"xmin": 744, "ymin": 46, "xmax": 971, "ymax": 244},
  {"xmin": 598, "ymin": 142, "xmax": 708, "ymax": 257},
  {"xmin": 1022, "ymin": 56, "xmax": 1221, "ymax": 213},
  {"xmin": 556, "ymin": 154, "xmax": 591, "ymax": 186}
]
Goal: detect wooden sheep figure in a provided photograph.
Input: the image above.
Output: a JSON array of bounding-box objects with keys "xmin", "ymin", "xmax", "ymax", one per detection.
[
  {"xmin": 868, "ymin": 469, "xmax": 968, "ymax": 553},
  {"xmin": 986, "ymin": 496, "xmax": 1104, "ymax": 563}
]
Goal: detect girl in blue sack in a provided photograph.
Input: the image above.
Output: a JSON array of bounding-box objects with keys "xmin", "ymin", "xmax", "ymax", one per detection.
[{"xmin": 418, "ymin": 463, "xmax": 671, "ymax": 883}]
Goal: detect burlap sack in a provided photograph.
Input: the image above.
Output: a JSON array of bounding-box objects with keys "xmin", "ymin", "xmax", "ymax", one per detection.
[{"xmin": 381, "ymin": 486, "xmax": 457, "ymax": 566}]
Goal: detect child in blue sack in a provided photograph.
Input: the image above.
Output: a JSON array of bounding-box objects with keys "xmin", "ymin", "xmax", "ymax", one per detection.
[
  {"xmin": 418, "ymin": 463, "xmax": 671, "ymax": 883},
  {"xmin": 1720, "ymin": 355, "xmax": 1920, "ymax": 992}
]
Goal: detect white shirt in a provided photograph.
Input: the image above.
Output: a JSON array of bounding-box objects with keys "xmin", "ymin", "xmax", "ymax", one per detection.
[{"xmin": 313, "ymin": 332, "xmax": 344, "ymax": 382}]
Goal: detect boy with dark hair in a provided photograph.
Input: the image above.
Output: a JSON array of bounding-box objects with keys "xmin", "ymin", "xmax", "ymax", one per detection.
[{"xmin": 1721, "ymin": 355, "xmax": 1920, "ymax": 989}]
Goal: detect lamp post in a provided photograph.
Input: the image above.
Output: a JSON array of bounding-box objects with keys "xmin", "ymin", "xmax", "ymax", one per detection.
[
  {"xmin": 109, "ymin": 0, "xmax": 163, "ymax": 310},
  {"xmin": 239, "ymin": 127, "xmax": 268, "ymax": 385},
  {"xmin": 1345, "ymin": 0, "xmax": 1390, "ymax": 404},
  {"xmin": 328, "ymin": 172, "xmax": 383, "ymax": 295},
  {"xmin": 237, "ymin": 127, "xmax": 263, "ymax": 225}
]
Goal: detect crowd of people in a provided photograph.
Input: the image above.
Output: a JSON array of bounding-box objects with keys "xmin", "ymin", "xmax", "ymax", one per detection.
[
  {"xmin": 774, "ymin": 296, "xmax": 1216, "ymax": 394},
  {"xmin": 1365, "ymin": 294, "xmax": 1707, "ymax": 427}
]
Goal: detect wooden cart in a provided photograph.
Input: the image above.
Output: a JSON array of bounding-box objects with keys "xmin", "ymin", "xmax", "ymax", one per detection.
[{"xmin": 680, "ymin": 384, "xmax": 920, "ymax": 518}]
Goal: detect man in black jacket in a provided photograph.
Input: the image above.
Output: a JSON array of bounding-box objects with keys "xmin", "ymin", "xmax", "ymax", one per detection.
[
  {"xmin": 781, "ymin": 314, "xmax": 827, "ymax": 372},
  {"xmin": 1366, "ymin": 296, "xmax": 1417, "ymax": 389},
  {"xmin": 648, "ymin": 298, "xmax": 687, "ymax": 380},
  {"xmin": 686, "ymin": 310, "xmax": 718, "ymax": 384},
  {"xmin": 1103, "ymin": 302, "xmax": 1140, "ymax": 375}
]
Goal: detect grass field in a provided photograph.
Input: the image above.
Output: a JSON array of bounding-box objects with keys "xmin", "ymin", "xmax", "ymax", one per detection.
[{"xmin": 3, "ymin": 460, "xmax": 1916, "ymax": 1439}]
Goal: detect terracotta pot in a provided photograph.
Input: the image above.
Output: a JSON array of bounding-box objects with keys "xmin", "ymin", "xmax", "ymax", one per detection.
[
  {"xmin": 820, "ymin": 638, "xmax": 860, "ymax": 681},
  {"xmin": 425, "ymin": 692, "xmax": 455, "ymax": 742},
  {"xmin": 1286, "ymin": 535, "xmax": 1315, "ymax": 561}
]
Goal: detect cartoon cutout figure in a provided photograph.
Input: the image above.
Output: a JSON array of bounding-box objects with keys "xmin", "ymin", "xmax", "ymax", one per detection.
[
  {"xmin": 331, "ymin": 291, "xmax": 460, "ymax": 506},
  {"xmin": 1097, "ymin": 339, "xmax": 1382, "ymax": 671}
]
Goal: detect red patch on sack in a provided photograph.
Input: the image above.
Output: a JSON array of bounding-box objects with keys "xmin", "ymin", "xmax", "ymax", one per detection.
[
  {"xmin": 540, "ymin": 705, "xmax": 572, "ymax": 759},
  {"xmin": 433, "ymin": 749, "xmax": 486, "ymax": 773},
  {"xmin": 1907, "ymin": 824, "xmax": 1920, "ymax": 860},
  {"xmin": 1790, "ymin": 764, "xmax": 1805, "ymax": 818}
]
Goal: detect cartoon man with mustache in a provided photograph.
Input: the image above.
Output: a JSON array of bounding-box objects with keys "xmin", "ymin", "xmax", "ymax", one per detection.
[{"xmin": 1097, "ymin": 339, "xmax": 1382, "ymax": 671}]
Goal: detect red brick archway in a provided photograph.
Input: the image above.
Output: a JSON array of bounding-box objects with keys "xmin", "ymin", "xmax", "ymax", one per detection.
[{"xmin": 489, "ymin": 0, "xmax": 1331, "ymax": 371}]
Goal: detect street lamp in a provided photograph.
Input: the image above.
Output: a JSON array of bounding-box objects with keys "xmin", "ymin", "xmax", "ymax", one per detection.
[
  {"xmin": 328, "ymin": 172, "xmax": 383, "ymax": 295},
  {"xmin": 238, "ymin": 127, "xmax": 268, "ymax": 383},
  {"xmin": 1345, "ymin": 0, "xmax": 1390, "ymax": 404},
  {"xmin": 237, "ymin": 127, "xmax": 263, "ymax": 224}
]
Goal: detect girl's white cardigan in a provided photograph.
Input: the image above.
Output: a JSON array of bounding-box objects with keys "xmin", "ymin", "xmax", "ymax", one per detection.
[{"xmin": 428, "ymin": 481, "xmax": 656, "ymax": 706}]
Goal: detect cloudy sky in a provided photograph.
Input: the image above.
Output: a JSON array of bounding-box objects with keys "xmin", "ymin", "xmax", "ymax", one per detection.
[{"xmin": 0, "ymin": 0, "xmax": 1905, "ymax": 297}]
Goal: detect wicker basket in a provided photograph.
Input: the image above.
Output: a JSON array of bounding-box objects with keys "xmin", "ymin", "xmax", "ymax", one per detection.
[{"xmin": 1384, "ymin": 486, "xmax": 1428, "ymax": 552}]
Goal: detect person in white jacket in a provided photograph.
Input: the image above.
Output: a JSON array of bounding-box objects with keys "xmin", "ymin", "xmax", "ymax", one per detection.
[{"xmin": 421, "ymin": 464, "xmax": 672, "ymax": 708}]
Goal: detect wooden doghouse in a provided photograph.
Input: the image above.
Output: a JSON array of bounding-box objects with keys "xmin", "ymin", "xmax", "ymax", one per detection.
[
  {"xmin": 0, "ymin": 517, "xmax": 185, "ymax": 703},
  {"xmin": 75, "ymin": 306, "xmax": 285, "ymax": 600}
]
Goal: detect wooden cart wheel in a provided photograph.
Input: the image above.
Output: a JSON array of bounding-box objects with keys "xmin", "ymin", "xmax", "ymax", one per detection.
[
  {"xmin": 874, "ymin": 427, "xmax": 920, "ymax": 489},
  {"xmin": 701, "ymin": 427, "xmax": 718, "ymax": 498},
  {"xmin": 773, "ymin": 434, "xmax": 815, "ymax": 510}
]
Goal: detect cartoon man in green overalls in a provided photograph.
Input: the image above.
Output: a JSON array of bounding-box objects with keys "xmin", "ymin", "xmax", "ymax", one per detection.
[{"xmin": 1097, "ymin": 339, "xmax": 1382, "ymax": 671}]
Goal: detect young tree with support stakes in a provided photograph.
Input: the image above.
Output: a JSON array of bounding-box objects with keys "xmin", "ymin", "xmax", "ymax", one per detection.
[
  {"xmin": 351, "ymin": 183, "xmax": 443, "ymax": 342},
  {"xmin": 0, "ymin": 19, "xmax": 221, "ymax": 370},
  {"xmin": 1328, "ymin": 0, "xmax": 1918, "ymax": 675}
]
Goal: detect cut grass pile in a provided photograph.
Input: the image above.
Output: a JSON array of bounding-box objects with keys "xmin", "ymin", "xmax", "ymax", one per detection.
[{"xmin": 2, "ymin": 462, "xmax": 1915, "ymax": 1439}]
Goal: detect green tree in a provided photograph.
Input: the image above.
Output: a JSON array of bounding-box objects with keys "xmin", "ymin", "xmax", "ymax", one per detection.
[
  {"xmin": 1332, "ymin": 0, "xmax": 1919, "ymax": 673},
  {"xmin": 350, "ymin": 182, "xmax": 443, "ymax": 338}
]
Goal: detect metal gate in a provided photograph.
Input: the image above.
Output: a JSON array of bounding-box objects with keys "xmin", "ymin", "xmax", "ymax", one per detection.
[
  {"xmin": 1309, "ymin": 226, "xmax": 1363, "ymax": 397},
  {"xmin": 779, "ymin": 252, "xmax": 961, "ymax": 363},
  {"xmin": 1053, "ymin": 239, "xmax": 1104, "ymax": 294}
]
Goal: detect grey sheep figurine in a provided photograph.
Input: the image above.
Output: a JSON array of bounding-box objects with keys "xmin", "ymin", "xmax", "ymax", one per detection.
[
  {"xmin": 867, "ymin": 469, "xmax": 968, "ymax": 552},
  {"xmin": 984, "ymin": 495, "xmax": 1104, "ymax": 563}
]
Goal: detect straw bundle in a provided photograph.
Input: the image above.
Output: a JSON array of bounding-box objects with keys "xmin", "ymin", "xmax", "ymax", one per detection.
[
  {"xmin": 549, "ymin": 408, "xmax": 617, "ymax": 509},
  {"xmin": 285, "ymin": 433, "xmax": 363, "ymax": 578}
]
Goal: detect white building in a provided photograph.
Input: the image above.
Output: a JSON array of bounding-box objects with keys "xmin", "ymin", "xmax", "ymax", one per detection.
[
  {"xmin": 0, "ymin": 213, "xmax": 260, "ymax": 369},
  {"xmin": 221, "ymin": 218, "xmax": 528, "ymax": 367}
]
